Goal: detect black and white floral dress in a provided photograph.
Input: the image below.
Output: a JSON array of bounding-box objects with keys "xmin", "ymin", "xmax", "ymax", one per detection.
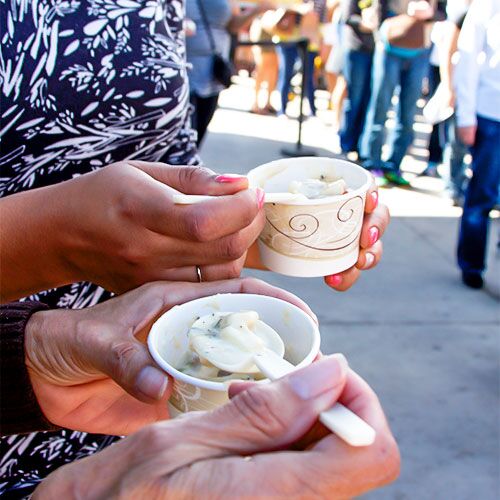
[{"xmin": 0, "ymin": 0, "xmax": 197, "ymax": 495}]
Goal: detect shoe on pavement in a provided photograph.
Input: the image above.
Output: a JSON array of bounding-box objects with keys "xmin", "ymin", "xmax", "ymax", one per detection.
[
  {"xmin": 420, "ymin": 163, "xmax": 441, "ymax": 178},
  {"xmin": 462, "ymin": 271, "xmax": 484, "ymax": 289},
  {"xmin": 384, "ymin": 171, "xmax": 411, "ymax": 187},
  {"xmin": 370, "ymin": 168, "xmax": 389, "ymax": 187}
]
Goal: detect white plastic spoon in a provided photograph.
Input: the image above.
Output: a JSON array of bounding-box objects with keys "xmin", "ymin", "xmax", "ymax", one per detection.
[
  {"xmin": 188, "ymin": 313, "xmax": 375, "ymax": 447},
  {"xmin": 172, "ymin": 192, "xmax": 307, "ymax": 205},
  {"xmin": 253, "ymin": 349, "xmax": 377, "ymax": 447}
]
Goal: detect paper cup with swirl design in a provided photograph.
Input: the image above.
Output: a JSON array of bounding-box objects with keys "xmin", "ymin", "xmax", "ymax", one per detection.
[
  {"xmin": 147, "ymin": 293, "xmax": 320, "ymax": 417},
  {"xmin": 248, "ymin": 157, "xmax": 372, "ymax": 277}
]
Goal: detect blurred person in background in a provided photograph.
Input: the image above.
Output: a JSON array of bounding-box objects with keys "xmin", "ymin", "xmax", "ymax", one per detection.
[
  {"xmin": 186, "ymin": 0, "xmax": 272, "ymax": 145},
  {"xmin": 249, "ymin": 10, "xmax": 280, "ymax": 114},
  {"xmin": 339, "ymin": 0, "xmax": 376, "ymax": 156},
  {"xmin": 323, "ymin": 0, "xmax": 348, "ymax": 129},
  {"xmin": 275, "ymin": 0, "xmax": 327, "ymax": 117},
  {"xmin": 359, "ymin": 0, "xmax": 445, "ymax": 187},
  {"xmin": 454, "ymin": 0, "xmax": 500, "ymax": 289},
  {"xmin": 432, "ymin": 0, "xmax": 472, "ymax": 204},
  {"xmin": 420, "ymin": 14, "xmax": 448, "ymax": 178}
]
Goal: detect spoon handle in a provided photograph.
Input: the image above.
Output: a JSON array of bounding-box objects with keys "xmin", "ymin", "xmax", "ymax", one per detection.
[
  {"xmin": 253, "ymin": 350, "xmax": 376, "ymax": 447},
  {"xmin": 172, "ymin": 192, "xmax": 306, "ymax": 205}
]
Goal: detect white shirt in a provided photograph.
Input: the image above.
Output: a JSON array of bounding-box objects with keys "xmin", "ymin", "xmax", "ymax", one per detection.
[{"xmin": 454, "ymin": 0, "xmax": 500, "ymax": 127}]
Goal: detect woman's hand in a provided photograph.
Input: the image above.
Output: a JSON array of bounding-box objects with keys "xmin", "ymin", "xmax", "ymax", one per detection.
[
  {"xmin": 1, "ymin": 161, "xmax": 265, "ymax": 301},
  {"xmin": 61, "ymin": 161, "xmax": 267, "ymax": 292},
  {"xmin": 25, "ymin": 278, "xmax": 315, "ymax": 435},
  {"xmin": 33, "ymin": 355, "xmax": 400, "ymax": 499},
  {"xmin": 324, "ymin": 183, "xmax": 390, "ymax": 291}
]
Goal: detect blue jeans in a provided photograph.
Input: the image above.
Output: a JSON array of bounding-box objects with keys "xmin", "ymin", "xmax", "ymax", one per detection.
[
  {"xmin": 340, "ymin": 49, "xmax": 373, "ymax": 154},
  {"xmin": 360, "ymin": 45, "xmax": 430, "ymax": 171},
  {"xmin": 443, "ymin": 116, "xmax": 469, "ymax": 197},
  {"xmin": 278, "ymin": 45, "xmax": 317, "ymax": 116},
  {"xmin": 457, "ymin": 115, "xmax": 500, "ymax": 274}
]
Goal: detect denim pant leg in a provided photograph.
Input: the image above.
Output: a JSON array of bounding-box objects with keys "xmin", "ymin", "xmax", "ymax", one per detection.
[
  {"xmin": 279, "ymin": 45, "xmax": 298, "ymax": 114},
  {"xmin": 340, "ymin": 50, "xmax": 373, "ymax": 153},
  {"xmin": 457, "ymin": 115, "xmax": 500, "ymax": 273},
  {"xmin": 444, "ymin": 116, "xmax": 469, "ymax": 196},
  {"xmin": 306, "ymin": 50, "xmax": 318, "ymax": 115},
  {"xmin": 427, "ymin": 65, "xmax": 444, "ymax": 164},
  {"xmin": 359, "ymin": 45, "xmax": 400, "ymax": 169},
  {"xmin": 387, "ymin": 50, "xmax": 430, "ymax": 172}
]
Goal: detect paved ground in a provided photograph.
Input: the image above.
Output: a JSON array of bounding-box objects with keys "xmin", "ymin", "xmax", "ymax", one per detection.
[{"xmin": 199, "ymin": 82, "xmax": 500, "ymax": 499}]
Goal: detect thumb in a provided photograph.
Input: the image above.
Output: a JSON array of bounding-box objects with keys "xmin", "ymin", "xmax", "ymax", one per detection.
[
  {"xmin": 185, "ymin": 354, "xmax": 348, "ymax": 455},
  {"xmin": 129, "ymin": 161, "xmax": 249, "ymax": 196},
  {"xmin": 81, "ymin": 322, "xmax": 170, "ymax": 404}
]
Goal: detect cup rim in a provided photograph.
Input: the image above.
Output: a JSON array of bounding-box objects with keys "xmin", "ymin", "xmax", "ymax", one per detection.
[
  {"xmin": 147, "ymin": 293, "xmax": 321, "ymax": 392},
  {"xmin": 248, "ymin": 156, "xmax": 372, "ymax": 206}
]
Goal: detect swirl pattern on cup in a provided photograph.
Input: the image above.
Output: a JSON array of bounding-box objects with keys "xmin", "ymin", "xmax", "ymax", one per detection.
[{"xmin": 261, "ymin": 196, "xmax": 364, "ymax": 258}]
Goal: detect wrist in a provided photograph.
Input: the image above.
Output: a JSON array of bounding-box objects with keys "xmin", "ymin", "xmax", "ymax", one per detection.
[
  {"xmin": 25, "ymin": 308, "xmax": 77, "ymax": 386},
  {"xmin": 0, "ymin": 301, "xmax": 57, "ymax": 434}
]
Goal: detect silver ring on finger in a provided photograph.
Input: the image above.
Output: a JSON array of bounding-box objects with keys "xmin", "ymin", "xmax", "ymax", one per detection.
[{"xmin": 195, "ymin": 265, "xmax": 203, "ymax": 283}]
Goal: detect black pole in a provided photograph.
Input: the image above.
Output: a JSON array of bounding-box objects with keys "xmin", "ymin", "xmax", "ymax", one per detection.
[
  {"xmin": 281, "ymin": 38, "xmax": 317, "ymax": 157},
  {"xmin": 235, "ymin": 39, "xmax": 317, "ymax": 157}
]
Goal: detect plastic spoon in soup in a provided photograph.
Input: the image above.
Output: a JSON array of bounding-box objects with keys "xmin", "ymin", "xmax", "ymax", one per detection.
[
  {"xmin": 252, "ymin": 350, "xmax": 376, "ymax": 447},
  {"xmin": 188, "ymin": 313, "xmax": 376, "ymax": 447}
]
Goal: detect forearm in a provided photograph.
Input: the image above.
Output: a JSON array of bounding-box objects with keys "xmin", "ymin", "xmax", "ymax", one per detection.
[
  {"xmin": 0, "ymin": 183, "xmax": 78, "ymax": 302},
  {"xmin": 439, "ymin": 24, "xmax": 458, "ymax": 91}
]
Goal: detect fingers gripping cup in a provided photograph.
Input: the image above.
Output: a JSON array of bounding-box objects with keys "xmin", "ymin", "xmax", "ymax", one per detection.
[
  {"xmin": 147, "ymin": 293, "xmax": 320, "ymax": 416},
  {"xmin": 248, "ymin": 157, "xmax": 372, "ymax": 277}
]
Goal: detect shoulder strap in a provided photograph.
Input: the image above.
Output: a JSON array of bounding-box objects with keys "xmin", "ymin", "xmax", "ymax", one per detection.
[{"xmin": 195, "ymin": 0, "xmax": 218, "ymax": 54}]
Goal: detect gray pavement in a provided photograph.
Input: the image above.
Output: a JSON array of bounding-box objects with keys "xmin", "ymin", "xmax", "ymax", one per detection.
[{"xmin": 199, "ymin": 91, "xmax": 500, "ymax": 499}]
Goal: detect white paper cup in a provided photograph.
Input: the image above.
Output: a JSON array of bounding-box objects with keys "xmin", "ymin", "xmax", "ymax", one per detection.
[
  {"xmin": 248, "ymin": 157, "xmax": 372, "ymax": 277},
  {"xmin": 147, "ymin": 293, "xmax": 320, "ymax": 416}
]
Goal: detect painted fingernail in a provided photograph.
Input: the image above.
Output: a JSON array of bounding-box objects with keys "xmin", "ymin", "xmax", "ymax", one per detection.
[
  {"xmin": 325, "ymin": 274, "xmax": 342, "ymax": 287},
  {"xmin": 215, "ymin": 174, "xmax": 247, "ymax": 183},
  {"xmin": 289, "ymin": 354, "xmax": 348, "ymax": 400},
  {"xmin": 369, "ymin": 226, "xmax": 379, "ymax": 246},
  {"xmin": 364, "ymin": 252, "xmax": 375, "ymax": 269},
  {"xmin": 256, "ymin": 187, "xmax": 265, "ymax": 209},
  {"xmin": 136, "ymin": 366, "xmax": 168, "ymax": 400},
  {"xmin": 371, "ymin": 190, "xmax": 378, "ymax": 208}
]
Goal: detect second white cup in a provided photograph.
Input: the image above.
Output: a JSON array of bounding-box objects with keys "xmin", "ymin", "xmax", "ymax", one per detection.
[{"xmin": 147, "ymin": 293, "xmax": 320, "ymax": 416}]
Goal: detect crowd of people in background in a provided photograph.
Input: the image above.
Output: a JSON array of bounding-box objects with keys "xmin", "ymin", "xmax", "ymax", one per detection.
[{"xmin": 186, "ymin": 0, "xmax": 499, "ymax": 289}]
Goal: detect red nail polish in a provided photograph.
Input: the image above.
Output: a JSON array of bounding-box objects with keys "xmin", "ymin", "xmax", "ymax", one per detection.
[
  {"xmin": 369, "ymin": 227, "xmax": 379, "ymax": 246},
  {"xmin": 256, "ymin": 188, "xmax": 265, "ymax": 209},
  {"xmin": 371, "ymin": 191, "xmax": 378, "ymax": 208},
  {"xmin": 326, "ymin": 274, "xmax": 342, "ymax": 287},
  {"xmin": 215, "ymin": 174, "xmax": 246, "ymax": 183}
]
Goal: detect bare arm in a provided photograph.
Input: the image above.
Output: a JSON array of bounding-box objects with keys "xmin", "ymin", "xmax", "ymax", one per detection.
[
  {"xmin": 439, "ymin": 21, "xmax": 460, "ymax": 98},
  {"xmin": 0, "ymin": 184, "xmax": 78, "ymax": 303},
  {"xmin": 0, "ymin": 163, "xmax": 264, "ymax": 303}
]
